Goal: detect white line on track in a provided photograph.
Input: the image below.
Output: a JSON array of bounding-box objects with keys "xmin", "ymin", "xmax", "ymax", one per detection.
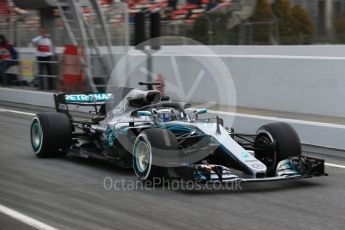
[
  {"xmin": 0, "ymin": 204, "xmax": 58, "ymax": 230},
  {"xmin": 0, "ymin": 108, "xmax": 35, "ymax": 116},
  {"xmin": 325, "ymin": 163, "xmax": 345, "ymax": 169},
  {"xmin": 1, "ymin": 107, "xmax": 345, "ymax": 169}
]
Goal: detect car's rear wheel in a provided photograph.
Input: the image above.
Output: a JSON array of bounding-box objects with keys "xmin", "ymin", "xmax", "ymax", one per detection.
[
  {"xmin": 133, "ymin": 128, "xmax": 178, "ymax": 182},
  {"xmin": 30, "ymin": 112, "xmax": 72, "ymax": 158},
  {"xmin": 254, "ymin": 122, "xmax": 301, "ymax": 176}
]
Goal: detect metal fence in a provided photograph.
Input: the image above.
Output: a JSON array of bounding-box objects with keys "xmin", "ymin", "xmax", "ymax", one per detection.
[
  {"xmin": 1, "ymin": 26, "xmax": 129, "ymax": 48},
  {"xmin": 1, "ymin": 58, "xmax": 60, "ymax": 91},
  {"xmin": 3, "ymin": 18, "xmax": 345, "ymax": 47}
]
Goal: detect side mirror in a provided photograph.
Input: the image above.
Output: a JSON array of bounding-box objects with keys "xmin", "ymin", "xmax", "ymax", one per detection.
[
  {"xmin": 192, "ymin": 108, "xmax": 207, "ymax": 121},
  {"xmin": 195, "ymin": 108, "xmax": 207, "ymax": 114},
  {"xmin": 137, "ymin": 111, "xmax": 152, "ymax": 116}
]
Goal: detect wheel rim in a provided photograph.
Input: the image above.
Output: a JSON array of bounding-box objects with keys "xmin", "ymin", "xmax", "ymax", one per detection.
[
  {"xmin": 135, "ymin": 140, "xmax": 150, "ymax": 173},
  {"xmin": 31, "ymin": 118, "xmax": 43, "ymax": 152},
  {"xmin": 255, "ymin": 132, "xmax": 276, "ymax": 173}
]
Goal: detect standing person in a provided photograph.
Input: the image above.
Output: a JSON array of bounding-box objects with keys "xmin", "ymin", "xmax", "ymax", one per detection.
[
  {"xmin": 31, "ymin": 28, "xmax": 54, "ymax": 90},
  {"xmin": 0, "ymin": 34, "xmax": 18, "ymax": 85}
]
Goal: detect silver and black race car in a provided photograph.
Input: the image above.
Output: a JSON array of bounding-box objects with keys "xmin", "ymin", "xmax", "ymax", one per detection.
[{"xmin": 30, "ymin": 83, "xmax": 326, "ymax": 184}]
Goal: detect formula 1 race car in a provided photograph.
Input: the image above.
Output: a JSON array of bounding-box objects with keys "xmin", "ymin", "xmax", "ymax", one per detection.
[{"xmin": 30, "ymin": 83, "xmax": 326, "ymax": 183}]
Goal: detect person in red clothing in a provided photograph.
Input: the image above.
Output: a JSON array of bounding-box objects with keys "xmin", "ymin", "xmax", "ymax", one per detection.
[{"xmin": 0, "ymin": 34, "xmax": 18, "ymax": 85}]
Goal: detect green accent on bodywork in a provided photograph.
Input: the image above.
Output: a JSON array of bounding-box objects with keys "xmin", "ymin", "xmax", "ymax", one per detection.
[
  {"xmin": 137, "ymin": 111, "xmax": 152, "ymax": 116},
  {"xmin": 196, "ymin": 108, "xmax": 207, "ymax": 114},
  {"xmin": 161, "ymin": 124, "xmax": 194, "ymax": 133},
  {"xmin": 241, "ymin": 151, "xmax": 250, "ymax": 159},
  {"xmin": 104, "ymin": 128, "xmax": 116, "ymax": 147},
  {"xmin": 103, "ymin": 127, "xmax": 130, "ymax": 147},
  {"xmin": 65, "ymin": 93, "xmax": 112, "ymax": 103},
  {"xmin": 118, "ymin": 127, "xmax": 129, "ymax": 134}
]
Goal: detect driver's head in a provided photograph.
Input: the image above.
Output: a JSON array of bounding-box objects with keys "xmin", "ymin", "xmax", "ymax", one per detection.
[
  {"xmin": 159, "ymin": 112, "xmax": 171, "ymax": 122},
  {"xmin": 157, "ymin": 109, "xmax": 172, "ymax": 122}
]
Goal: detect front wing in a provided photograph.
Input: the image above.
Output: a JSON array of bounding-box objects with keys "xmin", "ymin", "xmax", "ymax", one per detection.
[{"xmin": 177, "ymin": 156, "xmax": 326, "ymax": 183}]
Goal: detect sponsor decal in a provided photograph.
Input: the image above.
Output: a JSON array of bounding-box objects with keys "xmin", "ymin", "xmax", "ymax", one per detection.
[
  {"xmin": 103, "ymin": 128, "xmax": 116, "ymax": 147},
  {"xmin": 65, "ymin": 93, "xmax": 112, "ymax": 102},
  {"xmin": 21, "ymin": 60, "xmax": 34, "ymax": 78}
]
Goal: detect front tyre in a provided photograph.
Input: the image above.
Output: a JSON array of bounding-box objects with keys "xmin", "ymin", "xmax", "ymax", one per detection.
[
  {"xmin": 133, "ymin": 128, "xmax": 178, "ymax": 182},
  {"xmin": 254, "ymin": 122, "xmax": 301, "ymax": 176},
  {"xmin": 30, "ymin": 112, "xmax": 72, "ymax": 158},
  {"xmin": 133, "ymin": 133, "xmax": 154, "ymax": 181}
]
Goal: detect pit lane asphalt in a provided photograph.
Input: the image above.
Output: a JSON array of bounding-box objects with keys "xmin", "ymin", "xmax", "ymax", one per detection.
[{"xmin": 0, "ymin": 103, "xmax": 344, "ymax": 230}]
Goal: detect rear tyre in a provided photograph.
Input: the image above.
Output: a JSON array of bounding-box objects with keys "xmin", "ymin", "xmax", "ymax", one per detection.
[
  {"xmin": 254, "ymin": 122, "xmax": 301, "ymax": 176},
  {"xmin": 30, "ymin": 112, "xmax": 72, "ymax": 158},
  {"xmin": 133, "ymin": 128, "xmax": 178, "ymax": 182}
]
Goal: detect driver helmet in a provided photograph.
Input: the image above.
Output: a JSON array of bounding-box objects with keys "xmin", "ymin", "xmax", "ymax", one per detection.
[{"xmin": 157, "ymin": 109, "xmax": 172, "ymax": 122}]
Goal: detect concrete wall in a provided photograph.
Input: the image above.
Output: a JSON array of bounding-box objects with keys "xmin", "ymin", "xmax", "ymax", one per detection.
[
  {"xmin": 228, "ymin": 56, "xmax": 345, "ymax": 118},
  {"xmin": 120, "ymin": 46, "xmax": 345, "ymax": 119},
  {"xmin": 17, "ymin": 45, "xmax": 345, "ymax": 118}
]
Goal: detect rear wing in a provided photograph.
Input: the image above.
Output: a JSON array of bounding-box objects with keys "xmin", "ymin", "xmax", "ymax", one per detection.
[{"xmin": 54, "ymin": 93, "xmax": 112, "ymax": 113}]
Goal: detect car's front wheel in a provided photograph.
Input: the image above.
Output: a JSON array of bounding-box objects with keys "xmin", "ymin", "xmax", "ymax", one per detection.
[
  {"xmin": 254, "ymin": 122, "xmax": 301, "ymax": 176},
  {"xmin": 133, "ymin": 128, "xmax": 178, "ymax": 182}
]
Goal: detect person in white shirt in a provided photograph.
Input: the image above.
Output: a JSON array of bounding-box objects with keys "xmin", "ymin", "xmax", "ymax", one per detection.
[{"xmin": 31, "ymin": 28, "xmax": 54, "ymax": 90}]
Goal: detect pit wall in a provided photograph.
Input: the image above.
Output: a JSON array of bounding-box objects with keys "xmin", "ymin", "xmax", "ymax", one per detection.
[{"xmin": 16, "ymin": 45, "xmax": 345, "ymax": 118}]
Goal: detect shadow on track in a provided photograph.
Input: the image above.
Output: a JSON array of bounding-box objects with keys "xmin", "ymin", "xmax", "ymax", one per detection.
[
  {"xmin": 66, "ymin": 155, "xmax": 133, "ymax": 176},
  {"xmin": 30, "ymin": 154, "xmax": 133, "ymax": 176},
  {"xmin": 175, "ymin": 179, "xmax": 323, "ymax": 195}
]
